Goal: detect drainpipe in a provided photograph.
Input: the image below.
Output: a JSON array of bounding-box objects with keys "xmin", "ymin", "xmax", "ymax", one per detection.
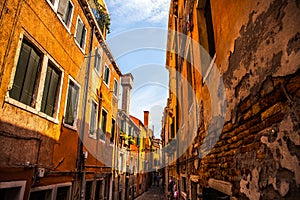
[{"xmin": 78, "ymin": 24, "xmax": 95, "ymax": 200}]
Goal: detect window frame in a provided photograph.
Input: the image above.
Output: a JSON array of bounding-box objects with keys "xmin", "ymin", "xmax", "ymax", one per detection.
[
  {"xmin": 45, "ymin": 0, "xmax": 74, "ymax": 32},
  {"xmin": 63, "ymin": 76, "xmax": 80, "ymax": 129},
  {"xmin": 0, "ymin": 180, "xmax": 26, "ymax": 200},
  {"xmin": 94, "ymin": 47, "xmax": 102, "ymax": 75},
  {"xmin": 74, "ymin": 15, "xmax": 87, "ymax": 52},
  {"xmin": 29, "ymin": 182, "xmax": 72, "ymax": 200},
  {"xmin": 113, "ymin": 78, "xmax": 118, "ymax": 98},
  {"xmin": 103, "ymin": 64, "xmax": 110, "ymax": 87},
  {"xmin": 99, "ymin": 107, "xmax": 108, "ymax": 142},
  {"xmin": 40, "ymin": 60, "xmax": 63, "ymax": 117},
  {"xmin": 110, "ymin": 118, "xmax": 116, "ymax": 144},
  {"xmin": 89, "ymin": 99, "xmax": 98, "ymax": 139},
  {"xmin": 6, "ymin": 33, "xmax": 64, "ymax": 123}
]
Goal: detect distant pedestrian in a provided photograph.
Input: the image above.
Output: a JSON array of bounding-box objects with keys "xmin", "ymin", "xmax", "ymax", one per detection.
[
  {"xmin": 173, "ymin": 184, "xmax": 180, "ymax": 200},
  {"xmin": 168, "ymin": 179, "xmax": 174, "ymax": 199},
  {"xmin": 154, "ymin": 174, "xmax": 159, "ymax": 186}
]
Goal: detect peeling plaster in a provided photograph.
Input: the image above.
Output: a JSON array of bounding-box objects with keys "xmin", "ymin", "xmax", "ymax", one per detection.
[
  {"xmin": 261, "ymin": 115, "xmax": 300, "ymax": 185},
  {"xmin": 268, "ymin": 177, "xmax": 290, "ymax": 196},
  {"xmin": 240, "ymin": 167, "xmax": 261, "ymax": 200}
]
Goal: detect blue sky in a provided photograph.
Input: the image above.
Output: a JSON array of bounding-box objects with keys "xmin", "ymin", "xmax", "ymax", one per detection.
[{"xmin": 105, "ymin": 0, "xmax": 170, "ymax": 138}]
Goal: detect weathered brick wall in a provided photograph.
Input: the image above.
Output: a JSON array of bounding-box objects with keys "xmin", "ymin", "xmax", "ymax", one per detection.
[
  {"xmin": 197, "ymin": 0, "xmax": 300, "ymax": 199},
  {"xmin": 169, "ymin": 0, "xmax": 300, "ymax": 199}
]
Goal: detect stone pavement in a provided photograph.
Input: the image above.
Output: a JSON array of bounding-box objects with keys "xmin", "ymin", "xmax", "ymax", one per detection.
[{"xmin": 135, "ymin": 185, "xmax": 167, "ymax": 200}]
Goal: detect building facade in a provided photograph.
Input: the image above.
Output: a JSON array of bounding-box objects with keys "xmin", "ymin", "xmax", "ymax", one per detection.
[
  {"xmin": 163, "ymin": 0, "xmax": 300, "ymax": 199},
  {"xmin": 0, "ymin": 0, "xmax": 122, "ymax": 199}
]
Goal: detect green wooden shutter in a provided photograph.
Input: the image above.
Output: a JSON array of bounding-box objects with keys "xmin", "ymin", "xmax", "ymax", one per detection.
[
  {"xmin": 10, "ymin": 42, "xmax": 31, "ymax": 100},
  {"xmin": 10, "ymin": 40, "xmax": 41, "ymax": 107},
  {"xmin": 41, "ymin": 64, "xmax": 60, "ymax": 116},
  {"xmin": 65, "ymin": 82, "xmax": 74, "ymax": 125},
  {"xmin": 20, "ymin": 48, "xmax": 40, "ymax": 106}
]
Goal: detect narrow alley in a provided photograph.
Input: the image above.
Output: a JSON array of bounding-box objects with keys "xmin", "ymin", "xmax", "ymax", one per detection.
[
  {"xmin": 135, "ymin": 185, "xmax": 167, "ymax": 200},
  {"xmin": 0, "ymin": 0, "xmax": 299, "ymax": 200}
]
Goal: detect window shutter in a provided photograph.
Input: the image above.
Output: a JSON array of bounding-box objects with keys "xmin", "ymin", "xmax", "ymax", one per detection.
[
  {"xmin": 41, "ymin": 64, "xmax": 60, "ymax": 116},
  {"xmin": 76, "ymin": 19, "xmax": 84, "ymax": 45},
  {"xmin": 10, "ymin": 42, "xmax": 31, "ymax": 100},
  {"xmin": 80, "ymin": 28, "xmax": 86, "ymax": 48},
  {"xmin": 64, "ymin": 2, "xmax": 73, "ymax": 26},
  {"xmin": 20, "ymin": 47, "xmax": 41, "ymax": 106},
  {"xmin": 41, "ymin": 66, "xmax": 52, "ymax": 113},
  {"xmin": 45, "ymin": 68, "xmax": 60, "ymax": 116},
  {"xmin": 58, "ymin": 0, "xmax": 68, "ymax": 20},
  {"xmin": 65, "ymin": 84, "xmax": 74, "ymax": 125}
]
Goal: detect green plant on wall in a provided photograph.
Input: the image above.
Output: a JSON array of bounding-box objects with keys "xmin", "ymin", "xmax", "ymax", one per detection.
[{"xmin": 92, "ymin": 0, "xmax": 111, "ymax": 34}]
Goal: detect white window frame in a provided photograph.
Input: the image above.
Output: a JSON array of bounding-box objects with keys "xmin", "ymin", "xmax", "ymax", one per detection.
[
  {"xmin": 30, "ymin": 182, "xmax": 72, "ymax": 200},
  {"xmin": 94, "ymin": 47, "xmax": 102, "ymax": 76},
  {"xmin": 45, "ymin": 0, "xmax": 74, "ymax": 33},
  {"xmin": 5, "ymin": 33, "xmax": 64, "ymax": 124},
  {"xmin": 74, "ymin": 15, "xmax": 87, "ymax": 53},
  {"xmin": 99, "ymin": 107, "xmax": 108, "ymax": 142},
  {"xmin": 113, "ymin": 78, "xmax": 119, "ymax": 98},
  {"xmin": 89, "ymin": 99, "xmax": 98, "ymax": 139},
  {"xmin": 103, "ymin": 64, "xmax": 110, "ymax": 87},
  {"xmin": 0, "ymin": 180, "xmax": 26, "ymax": 200},
  {"xmin": 63, "ymin": 76, "xmax": 80, "ymax": 130}
]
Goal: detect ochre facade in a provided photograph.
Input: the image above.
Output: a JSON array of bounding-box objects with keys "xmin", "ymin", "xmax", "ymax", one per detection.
[{"xmin": 0, "ymin": 0, "xmax": 122, "ymax": 199}]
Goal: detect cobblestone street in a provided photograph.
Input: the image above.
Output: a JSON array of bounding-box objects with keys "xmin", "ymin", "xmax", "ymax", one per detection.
[{"xmin": 135, "ymin": 185, "xmax": 167, "ymax": 200}]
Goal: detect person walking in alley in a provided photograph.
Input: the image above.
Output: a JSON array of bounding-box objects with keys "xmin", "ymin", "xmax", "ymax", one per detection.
[
  {"xmin": 173, "ymin": 184, "xmax": 180, "ymax": 200},
  {"xmin": 168, "ymin": 179, "xmax": 174, "ymax": 199}
]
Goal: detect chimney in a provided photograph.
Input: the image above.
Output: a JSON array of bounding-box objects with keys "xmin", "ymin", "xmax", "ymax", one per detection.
[
  {"xmin": 121, "ymin": 73, "xmax": 133, "ymax": 114},
  {"xmin": 144, "ymin": 111, "xmax": 149, "ymax": 128}
]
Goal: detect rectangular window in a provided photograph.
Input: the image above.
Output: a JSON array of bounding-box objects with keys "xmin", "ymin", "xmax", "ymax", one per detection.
[
  {"xmin": 89, "ymin": 100, "xmax": 98, "ymax": 138},
  {"xmin": 99, "ymin": 109, "xmax": 107, "ymax": 141},
  {"xmin": 9, "ymin": 40, "xmax": 42, "ymax": 107},
  {"xmin": 120, "ymin": 154, "xmax": 123, "ymax": 172},
  {"xmin": 29, "ymin": 189, "xmax": 52, "ymax": 200},
  {"xmin": 56, "ymin": 186, "xmax": 70, "ymax": 200},
  {"xmin": 41, "ymin": 62, "xmax": 61, "ymax": 117},
  {"xmin": 182, "ymin": 177, "xmax": 187, "ymax": 193},
  {"xmin": 110, "ymin": 118, "xmax": 116, "ymax": 144},
  {"xmin": 8, "ymin": 37, "xmax": 63, "ymax": 121},
  {"xmin": 47, "ymin": 0, "xmax": 74, "ymax": 30},
  {"xmin": 103, "ymin": 64, "xmax": 110, "ymax": 86},
  {"xmin": 85, "ymin": 181, "xmax": 93, "ymax": 200},
  {"xmin": 75, "ymin": 16, "xmax": 87, "ymax": 50},
  {"xmin": 197, "ymin": 0, "xmax": 215, "ymax": 57},
  {"xmin": 0, "ymin": 181, "xmax": 26, "ymax": 200},
  {"xmin": 113, "ymin": 79, "xmax": 118, "ymax": 97},
  {"xmin": 94, "ymin": 48, "xmax": 102, "ymax": 74},
  {"xmin": 64, "ymin": 78, "xmax": 79, "ymax": 127},
  {"xmin": 94, "ymin": 180, "xmax": 103, "ymax": 200},
  {"xmin": 57, "ymin": 0, "xmax": 74, "ymax": 28},
  {"xmin": 187, "ymin": 49, "xmax": 193, "ymax": 109}
]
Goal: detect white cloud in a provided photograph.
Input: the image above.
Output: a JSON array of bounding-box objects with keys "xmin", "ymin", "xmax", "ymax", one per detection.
[{"xmin": 107, "ymin": 0, "xmax": 170, "ymax": 25}]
